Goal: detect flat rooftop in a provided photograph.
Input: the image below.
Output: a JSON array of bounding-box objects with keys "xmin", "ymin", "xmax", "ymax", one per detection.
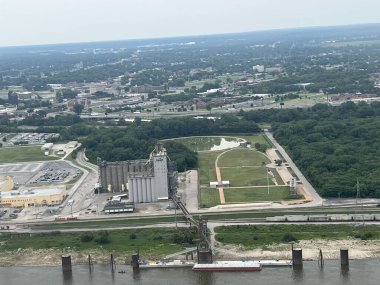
[{"xmin": 0, "ymin": 187, "xmax": 65, "ymax": 198}]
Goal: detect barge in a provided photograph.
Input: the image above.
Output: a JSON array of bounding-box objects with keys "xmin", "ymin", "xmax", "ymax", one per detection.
[{"xmin": 192, "ymin": 261, "xmax": 262, "ymax": 271}]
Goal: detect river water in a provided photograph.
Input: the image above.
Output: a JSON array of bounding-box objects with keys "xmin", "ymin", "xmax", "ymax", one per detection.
[{"xmin": 0, "ymin": 259, "xmax": 379, "ymax": 285}]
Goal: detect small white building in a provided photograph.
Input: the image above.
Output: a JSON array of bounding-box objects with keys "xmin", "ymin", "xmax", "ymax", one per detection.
[
  {"xmin": 41, "ymin": 143, "xmax": 53, "ymax": 151},
  {"xmin": 209, "ymin": 181, "xmax": 230, "ymax": 188}
]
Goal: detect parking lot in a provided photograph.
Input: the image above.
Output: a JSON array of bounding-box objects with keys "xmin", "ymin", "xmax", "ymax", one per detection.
[
  {"xmin": 0, "ymin": 133, "xmax": 59, "ymax": 147},
  {"xmin": 0, "ymin": 161, "xmax": 81, "ymax": 186}
]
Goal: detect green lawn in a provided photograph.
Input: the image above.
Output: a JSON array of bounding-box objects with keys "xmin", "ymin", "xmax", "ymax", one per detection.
[
  {"xmin": 0, "ymin": 228, "xmax": 197, "ymax": 257},
  {"xmin": 200, "ymin": 188, "xmax": 221, "ymax": 208},
  {"xmin": 224, "ymin": 186, "xmax": 296, "ymax": 203},
  {"xmin": 238, "ymin": 135, "xmax": 272, "ymax": 148},
  {"xmin": 218, "ymin": 148, "xmax": 270, "ymax": 167},
  {"xmin": 220, "ymin": 167, "xmax": 274, "ymax": 187},
  {"xmin": 215, "ymin": 224, "xmax": 380, "ymax": 249},
  {"xmin": 0, "ymin": 146, "xmax": 57, "ymax": 163},
  {"xmin": 168, "ymin": 136, "xmax": 242, "ymax": 152},
  {"xmin": 198, "ymin": 151, "xmax": 222, "ymax": 184},
  {"xmin": 270, "ymin": 168, "xmax": 285, "ymax": 185}
]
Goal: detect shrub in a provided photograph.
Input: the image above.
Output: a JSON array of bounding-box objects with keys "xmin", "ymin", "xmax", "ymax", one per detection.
[
  {"xmin": 95, "ymin": 231, "xmax": 110, "ymax": 244},
  {"xmin": 80, "ymin": 233, "xmax": 94, "ymax": 242},
  {"xmin": 361, "ymin": 232, "xmax": 373, "ymax": 240},
  {"xmin": 129, "ymin": 233, "xmax": 137, "ymax": 240},
  {"xmin": 153, "ymin": 235, "xmax": 163, "ymax": 241},
  {"xmin": 282, "ymin": 233, "xmax": 298, "ymax": 243}
]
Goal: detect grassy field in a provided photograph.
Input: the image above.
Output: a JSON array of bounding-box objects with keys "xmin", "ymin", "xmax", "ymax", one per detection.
[
  {"xmin": 0, "ymin": 146, "xmax": 57, "ymax": 163},
  {"xmin": 215, "ymin": 224, "xmax": 380, "ymax": 249},
  {"xmin": 237, "ymin": 135, "xmax": 272, "ymax": 148},
  {"xmin": 0, "ymin": 228, "xmax": 197, "ymax": 257},
  {"xmin": 27, "ymin": 208, "xmax": 380, "ymax": 230},
  {"xmin": 198, "ymin": 151, "xmax": 222, "ymax": 184},
  {"xmin": 218, "ymin": 148, "xmax": 270, "ymax": 167},
  {"xmin": 270, "ymin": 168, "xmax": 284, "ymax": 185},
  {"xmin": 169, "ymin": 136, "xmax": 241, "ymax": 152},
  {"xmin": 224, "ymin": 186, "xmax": 297, "ymax": 203},
  {"xmin": 200, "ymin": 188, "xmax": 221, "ymax": 208},
  {"xmin": 220, "ymin": 167, "xmax": 274, "ymax": 187}
]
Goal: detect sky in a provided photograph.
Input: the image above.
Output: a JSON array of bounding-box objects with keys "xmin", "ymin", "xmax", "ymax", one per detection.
[{"xmin": 1, "ymin": 0, "xmax": 380, "ymax": 47}]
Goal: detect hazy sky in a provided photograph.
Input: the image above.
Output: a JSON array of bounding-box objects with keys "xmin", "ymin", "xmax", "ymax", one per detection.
[{"xmin": 1, "ymin": 0, "xmax": 380, "ymax": 47}]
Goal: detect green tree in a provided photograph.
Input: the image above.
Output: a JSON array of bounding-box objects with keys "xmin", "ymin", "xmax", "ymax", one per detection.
[{"xmin": 72, "ymin": 103, "xmax": 84, "ymax": 115}]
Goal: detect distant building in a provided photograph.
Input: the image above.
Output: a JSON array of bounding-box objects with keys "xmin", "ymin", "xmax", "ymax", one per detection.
[
  {"xmin": 99, "ymin": 145, "xmax": 178, "ymax": 203},
  {"xmin": 265, "ymin": 66, "xmax": 283, "ymax": 73},
  {"xmin": 66, "ymin": 98, "xmax": 91, "ymax": 108},
  {"xmin": 16, "ymin": 92, "xmax": 39, "ymax": 101},
  {"xmin": 41, "ymin": 143, "xmax": 54, "ymax": 151},
  {"xmin": 130, "ymin": 84, "xmax": 166, "ymax": 93},
  {"xmin": 252, "ymin": 65, "xmax": 265, "ymax": 73}
]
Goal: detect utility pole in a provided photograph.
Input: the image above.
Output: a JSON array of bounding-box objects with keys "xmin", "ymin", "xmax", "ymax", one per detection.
[
  {"xmin": 356, "ymin": 179, "xmax": 362, "ymax": 209},
  {"xmin": 266, "ymin": 168, "xmax": 270, "ymax": 195},
  {"xmin": 174, "ymin": 206, "xmax": 177, "ymax": 229}
]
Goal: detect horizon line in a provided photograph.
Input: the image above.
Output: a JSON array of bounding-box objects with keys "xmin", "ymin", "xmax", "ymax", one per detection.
[{"xmin": 1, "ymin": 22, "xmax": 379, "ymax": 49}]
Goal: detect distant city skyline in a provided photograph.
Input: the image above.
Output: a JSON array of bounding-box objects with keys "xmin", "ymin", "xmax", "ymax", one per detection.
[{"xmin": 1, "ymin": 0, "xmax": 380, "ymax": 47}]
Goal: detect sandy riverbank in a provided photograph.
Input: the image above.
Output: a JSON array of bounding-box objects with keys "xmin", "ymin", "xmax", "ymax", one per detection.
[
  {"xmin": 0, "ymin": 249, "xmax": 130, "ymax": 267},
  {"xmin": 215, "ymin": 238, "xmax": 380, "ymax": 260},
  {"xmin": 1, "ymin": 238, "xmax": 380, "ymax": 266}
]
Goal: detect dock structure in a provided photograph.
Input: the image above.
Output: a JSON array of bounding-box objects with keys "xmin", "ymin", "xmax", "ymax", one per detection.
[
  {"xmin": 340, "ymin": 248, "xmax": 349, "ymax": 266},
  {"xmin": 292, "ymin": 248, "xmax": 303, "ymax": 266},
  {"xmin": 163, "ymin": 247, "xmax": 197, "ymax": 260},
  {"xmin": 61, "ymin": 255, "xmax": 72, "ymax": 272}
]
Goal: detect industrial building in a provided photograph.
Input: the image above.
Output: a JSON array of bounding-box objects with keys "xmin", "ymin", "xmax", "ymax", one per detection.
[
  {"xmin": 103, "ymin": 201, "xmax": 135, "ymax": 214},
  {"xmin": 99, "ymin": 145, "xmax": 177, "ymax": 203},
  {"xmin": 0, "ymin": 186, "xmax": 67, "ymax": 208}
]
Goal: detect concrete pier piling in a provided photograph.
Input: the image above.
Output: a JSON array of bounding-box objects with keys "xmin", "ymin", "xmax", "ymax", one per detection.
[
  {"xmin": 131, "ymin": 253, "xmax": 140, "ymax": 269},
  {"xmin": 340, "ymin": 248, "xmax": 349, "ymax": 266},
  {"xmin": 292, "ymin": 248, "xmax": 303, "ymax": 266},
  {"xmin": 61, "ymin": 255, "xmax": 72, "ymax": 272}
]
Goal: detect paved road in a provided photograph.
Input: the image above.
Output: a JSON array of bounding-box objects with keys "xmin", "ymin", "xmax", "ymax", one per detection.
[
  {"xmin": 264, "ymin": 131, "xmax": 323, "ymax": 206},
  {"xmin": 60, "ymin": 150, "xmax": 99, "ymax": 216},
  {"xmin": 180, "ymin": 170, "xmax": 199, "ymax": 213}
]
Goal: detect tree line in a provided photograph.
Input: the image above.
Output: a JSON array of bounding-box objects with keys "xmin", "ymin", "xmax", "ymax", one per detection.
[{"xmin": 243, "ymin": 101, "xmax": 380, "ymax": 198}]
